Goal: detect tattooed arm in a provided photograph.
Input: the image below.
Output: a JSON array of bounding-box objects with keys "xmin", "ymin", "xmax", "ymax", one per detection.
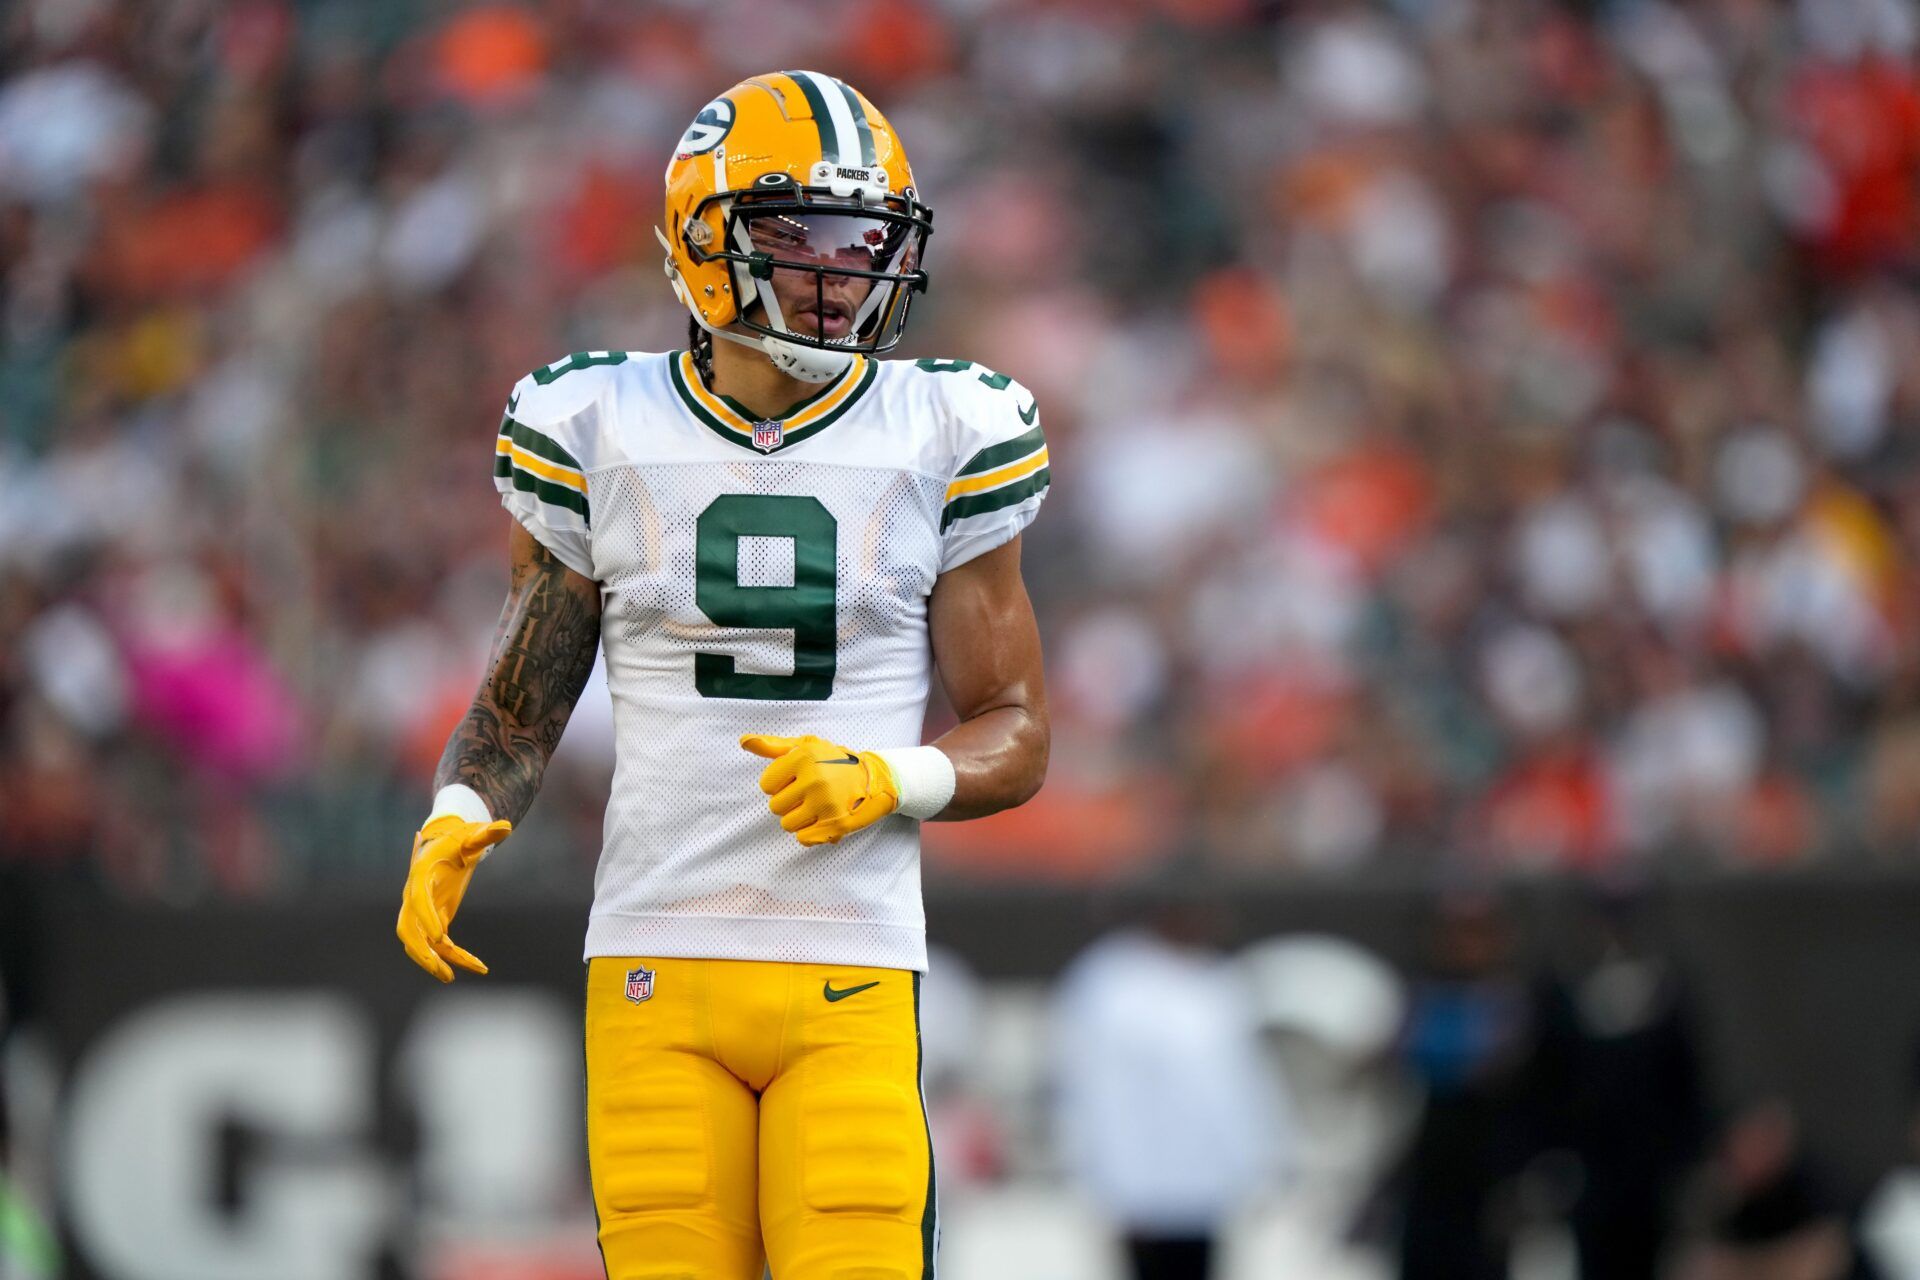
[{"xmin": 434, "ymin": 520, "xmax": 602, "ymax": 824}]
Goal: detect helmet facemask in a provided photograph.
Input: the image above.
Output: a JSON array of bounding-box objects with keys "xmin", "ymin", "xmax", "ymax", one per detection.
[{"xmin": 686, "ymin": 174, "xmax": 932, "ymax": 383}]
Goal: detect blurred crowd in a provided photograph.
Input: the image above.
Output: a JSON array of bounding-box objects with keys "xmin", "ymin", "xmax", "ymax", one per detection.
[{"xmin": 4, "ymin": 0, "xmax": 1920, "ymax": 895}]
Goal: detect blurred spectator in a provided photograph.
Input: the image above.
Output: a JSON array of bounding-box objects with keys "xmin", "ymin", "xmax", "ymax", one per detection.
[
  {"xmin": 1389, "ymin": 892, "xmax": 1540, "ymax": 1280},
  {"xmin": 1859, "ymin": 1037, "xmax": 1920, "ymax": 1278},
  {"xmin": 921, "ymin": 943, "xmax": 1009, "ymax": 1194},
  {"xmin": 1680, "ymin": 1101, "xmax": 1856, "ymax": 1280},
  {"xmin": 1051, "ymin": 883, "xmax": 1288, "ymax": 1280},
  {"xmin": 1534, "ymin": 886, "xmax": 1710, "ymax": 1279},
  {"xmin": 1242, "ymin": 935, "xmax": 1414, "ymax": 1260}
]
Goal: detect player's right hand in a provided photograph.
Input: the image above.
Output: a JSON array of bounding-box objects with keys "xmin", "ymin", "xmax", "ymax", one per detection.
[{"xmin": 397, "ymin": 815, "xmax": 512, "ymax": 982}]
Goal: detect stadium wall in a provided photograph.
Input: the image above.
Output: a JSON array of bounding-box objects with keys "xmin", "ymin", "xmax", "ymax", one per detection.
[{"xmin": 9, "ymin": 875, "xmax": 1918, "ymax": 1280}]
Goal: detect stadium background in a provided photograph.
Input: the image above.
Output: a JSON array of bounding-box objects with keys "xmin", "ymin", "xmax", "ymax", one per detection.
[{"xmin": 5, "ymin": 0, "xmax": 1920, "ymax": 1277}]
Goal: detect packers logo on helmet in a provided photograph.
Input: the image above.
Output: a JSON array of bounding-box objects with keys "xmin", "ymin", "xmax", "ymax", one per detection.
[
  {"xmin": 657, "ymin": 71, "xmax": 933, "ymax": 383},
  {"xmin": 675, "ymin": 97, "xmax": 735, "ymax": 156}
]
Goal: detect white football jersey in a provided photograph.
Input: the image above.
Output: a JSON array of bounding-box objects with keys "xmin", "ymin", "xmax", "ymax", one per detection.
[{"xmin": 493, "ymin": 349, "xmax": 1048, "ymax": 971}]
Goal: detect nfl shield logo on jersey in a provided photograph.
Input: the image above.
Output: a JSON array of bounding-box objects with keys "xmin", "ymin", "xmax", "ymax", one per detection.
[
  {"xmin": 752, "ymin": 419, "xmax": 784, "ymax": 452},
  {"xmin": 624, "ymin": 966, "xmax": 655, "ymax": 1004}
]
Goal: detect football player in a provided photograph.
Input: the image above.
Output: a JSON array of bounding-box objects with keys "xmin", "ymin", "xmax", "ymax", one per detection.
[{"xmin": 395, "ymin": 71, "xmax": 1050, "ymax": 1279}]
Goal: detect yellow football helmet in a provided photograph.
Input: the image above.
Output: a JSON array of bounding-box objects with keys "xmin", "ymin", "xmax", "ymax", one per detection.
[{"xmin": 657, "ymin": 71, "xmax": 933, "ymax": 383}]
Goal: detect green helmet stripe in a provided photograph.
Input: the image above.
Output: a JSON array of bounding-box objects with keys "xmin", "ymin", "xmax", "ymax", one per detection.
[
  {"xmin": 783, "ymin": 70, "xmax": 843, "ymax": 164},
  {"xmin": 836, "ymin": 80, "xmax": 878, "ymax": 168}
]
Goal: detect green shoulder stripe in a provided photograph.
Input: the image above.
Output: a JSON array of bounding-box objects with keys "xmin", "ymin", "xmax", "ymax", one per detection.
[
  {"xmin": 495, "ymin": 457, "xmax": 590, "ymax": 520},
  {"xmin": 941, "ymin": 467, "xmax": 1050, "ymax": 533},
  {"xmin": 956, "ymin": 425, "xmax": 1044, "ymax": 478},
  {"xmin": 498, "ymin": 417, "xmax": 584, "ymax": 472}
]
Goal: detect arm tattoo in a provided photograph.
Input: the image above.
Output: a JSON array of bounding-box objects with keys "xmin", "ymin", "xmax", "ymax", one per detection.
[{"xmin": 434, "ymin": 538, "xmax": 601, "ymax": 825}]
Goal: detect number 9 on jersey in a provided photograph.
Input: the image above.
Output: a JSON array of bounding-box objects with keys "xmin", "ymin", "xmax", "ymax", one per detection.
[{"xmin": 694, "ymin": 494, "xmax": 839, "ymax": 701}]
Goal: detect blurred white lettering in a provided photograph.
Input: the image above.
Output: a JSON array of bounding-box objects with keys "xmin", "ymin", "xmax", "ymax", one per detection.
[
  {"xmin": 397, "ymin": 990, "xmax": 580, "ymax": 1224},
  {"xmin": 63, "ymin": 995, "xmax": 388, "ymax": 1280}
]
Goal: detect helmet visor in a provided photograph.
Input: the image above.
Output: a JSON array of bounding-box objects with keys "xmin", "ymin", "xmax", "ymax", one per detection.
[
  {"xmin": 701, "ymin": 185, "xmax": 933, "ymax": 355},
  {"xmin": 740, "ymin": 210, "xmax": 917, "ymax": 276}
]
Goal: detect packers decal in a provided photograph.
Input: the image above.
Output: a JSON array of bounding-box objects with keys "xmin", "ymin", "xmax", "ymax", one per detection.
[{"xmin": 676, "ymin": 97, "xmax": 734, "ymax": 156}]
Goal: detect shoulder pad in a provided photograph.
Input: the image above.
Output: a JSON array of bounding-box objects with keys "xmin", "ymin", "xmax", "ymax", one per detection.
[
  {"xmin": 509, "ymin": 351, "xmax": 637, "ymax": 426},
  {"xmin": 907, "ymin": 355, "xmax": 1037, "ymax": 432}
]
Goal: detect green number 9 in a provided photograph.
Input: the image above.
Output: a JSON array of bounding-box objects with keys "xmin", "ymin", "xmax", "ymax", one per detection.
[{"xmin": 694, "ymin": 494, "xmax": 838, "ymax": 701}]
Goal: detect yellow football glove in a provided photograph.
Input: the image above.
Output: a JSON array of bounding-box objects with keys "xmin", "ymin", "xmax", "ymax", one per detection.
[
  {"xmin": 740, "ymin": 733, "xmax": 900, "ymax": 847},
  {"xmin": 396, "ymin": 814, "xmax": 512, "ymax": 982}
]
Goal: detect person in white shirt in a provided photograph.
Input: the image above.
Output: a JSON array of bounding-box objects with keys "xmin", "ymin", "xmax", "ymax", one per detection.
[{"xmin": 1051, "ymin": 894, "xmax": 1290, "ymax": 1280}]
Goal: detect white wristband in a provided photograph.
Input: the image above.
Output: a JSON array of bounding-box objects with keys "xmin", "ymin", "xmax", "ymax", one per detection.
[
  {"xmin": 874, "ymin": 746, "xmax": 957, "ymax": 821},
  {"xmin": 429, "ymin": 783, "xmax": 494, "ymax": 834}
]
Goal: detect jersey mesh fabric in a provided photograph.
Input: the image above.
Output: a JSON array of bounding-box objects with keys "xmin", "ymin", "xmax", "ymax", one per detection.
[{"xmin": 584, "ymin": 458, "xmax": 946, "ymax": 971}]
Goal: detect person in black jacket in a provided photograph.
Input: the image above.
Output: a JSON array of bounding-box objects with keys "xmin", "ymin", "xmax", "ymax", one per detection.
[
  {"xmin": 1534, "ymin": 886, "xmax": 1710, "ymax": 1280},
  {"xmin": 1394, "ymin": 891, "xmax": 1542, "ymax": 1280}
]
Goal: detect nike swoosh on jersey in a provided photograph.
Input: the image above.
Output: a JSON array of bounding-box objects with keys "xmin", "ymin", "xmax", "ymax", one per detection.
[
  {"xmin": 823, "ymin": 979, "xmax": 881, "ymax": 1002},
  {"xmin": 1018, "ymin": 400, "xmax": 1038, "ymax": 425}
]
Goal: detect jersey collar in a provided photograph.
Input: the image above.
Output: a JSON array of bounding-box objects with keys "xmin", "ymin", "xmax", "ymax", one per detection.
[{"xmin": 668, "ymin": 350, "xmax": 876, "ymax": 455}]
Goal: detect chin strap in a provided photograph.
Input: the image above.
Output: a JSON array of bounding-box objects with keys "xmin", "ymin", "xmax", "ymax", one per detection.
[
  {"xmin": 690, "ymin": 310, "xmax": 852, "ymax": 385},
  {"xmin": 762, "ymin": 334, "xmax": 854, "ymax": 383}
]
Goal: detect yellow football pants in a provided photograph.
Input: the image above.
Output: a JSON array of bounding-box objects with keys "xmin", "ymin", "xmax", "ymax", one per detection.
[{"xmin": 584, "ymin": 956, "xmax": 936, "ymax": 1279}]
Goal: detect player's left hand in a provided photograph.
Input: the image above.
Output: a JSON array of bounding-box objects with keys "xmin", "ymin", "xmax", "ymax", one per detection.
[{"xmin": 740, "ymin": 734, "xmax": 900, "ymax": 846}]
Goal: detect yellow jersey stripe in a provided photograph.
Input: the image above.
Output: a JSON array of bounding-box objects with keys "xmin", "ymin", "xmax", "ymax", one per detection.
[
  {"xmin": 675, "ymin": 351, "xmax": 867, "ymax": 434},
  {"xmin": 496, "ymin": 438, "xmax": 587, "ymax": 493},
  {"xmin": 944, "ymin": 447, "xmax": 1048, "ymax": 502},
  {"xmin": 788, "ymin": 358, "xmax": 867, "ymax": 427},
  {"xmin": 676, "ymin": 353, "xmax": 750, "ymax": 434}
]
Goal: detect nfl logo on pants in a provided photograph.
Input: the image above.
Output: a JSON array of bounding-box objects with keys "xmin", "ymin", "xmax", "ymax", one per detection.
[{"xmin": 625, "ymin": 966, "xmax": 655, "ymax": 1003}]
